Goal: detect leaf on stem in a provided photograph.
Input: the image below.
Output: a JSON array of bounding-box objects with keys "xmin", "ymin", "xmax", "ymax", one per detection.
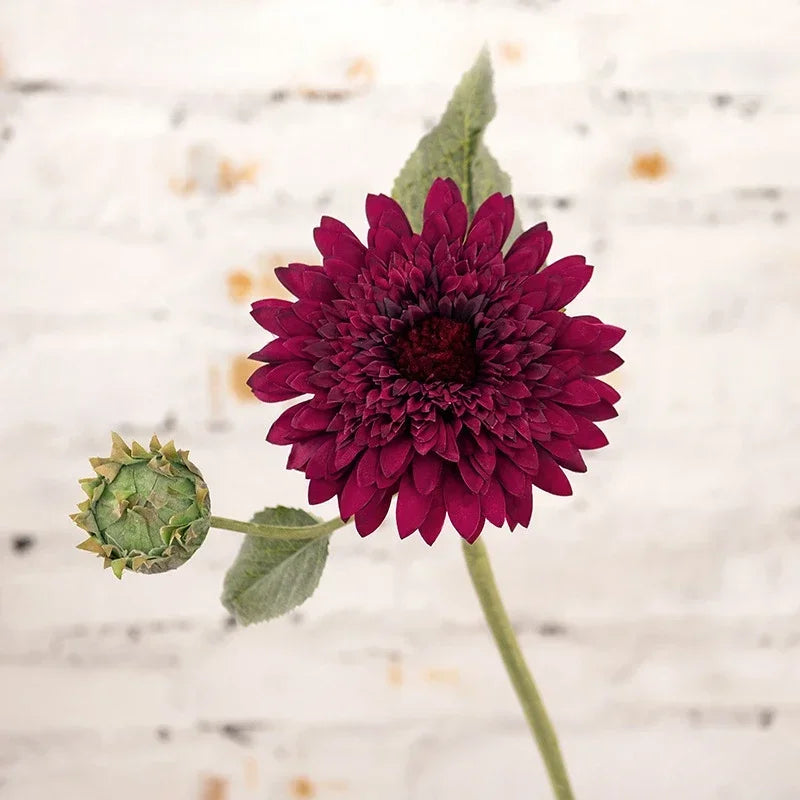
[
  {"xmin": 221, "ymin": 506, "xmax": 331, "ymax": 625},
  {"xmin": 391, "ymin": 45, "xmax": 521, "ymax": 241}
]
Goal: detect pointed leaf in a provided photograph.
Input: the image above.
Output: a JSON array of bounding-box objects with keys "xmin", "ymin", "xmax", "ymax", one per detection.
[
  {"xmin": 110, "ymin": 558, "xmax": 127, "ymax": 579},
  {"xmin": 392, "ymin": 47, "xmax": 518, "ymax": 225},
  {"xmin": 76, "ymin": 536, "xmax": 105, "ymax": 555},
  {"xmin": 221, "ymin": 507, "xmax": 332, "ymax": 626},
  {"xmin": 471, "ymin": 141, "xmax": 522, "ymax": 243}
]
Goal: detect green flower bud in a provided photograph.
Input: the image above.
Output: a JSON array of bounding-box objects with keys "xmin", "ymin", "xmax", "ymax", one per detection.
[{"xmin": 71, "ymin": 433, "xmax": 211, "ymax": 578}]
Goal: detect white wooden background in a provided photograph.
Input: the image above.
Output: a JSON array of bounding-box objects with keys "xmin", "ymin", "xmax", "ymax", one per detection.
[{"xmin": 1, "ymin": 1, "xmax": 799, "ymax": 798}]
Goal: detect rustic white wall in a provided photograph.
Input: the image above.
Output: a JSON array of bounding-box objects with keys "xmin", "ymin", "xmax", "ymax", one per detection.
[{"xmin": 1, "ymin": 1, "xmax": 799, "ymax": 798}]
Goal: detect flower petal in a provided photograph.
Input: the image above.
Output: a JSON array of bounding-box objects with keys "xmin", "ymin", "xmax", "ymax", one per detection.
[
  {"xmin": 571, "ymin": 415, "xmax": 609, "ymax": 449},
  {"xmin": 379, "ymin": 436, "xmax": 414, "ymax": 480},
  {"xmin": 251, "ymin": 298, "xmax": 293, "ymax": 336},
  {"xmin": 581, "ymin": 351, "xmax": 624, "ymax": 377},
  {"xmin": 356, "ymin": 447, "xmax": 380, "ymax": 487},
  {"xmin": 467, "ymin": 193, "xmax": 515, "ymax": 251},
  {"xmin": 423, "ymin": 177, "xmax": 468, "ymax": 243},
  {"xmin": 354, "ymin": 490, "xmax": 393, "ymax": 536},
  {"xmin": 540, "ymin": 437, "xmax": 587, "ymax": 473},
  {"xmin": 366, "ymin": 194, "xmax": 413, "ymax": 240},
  {"xmin": 412, "ymin": 452, "xmax": 443, "ymax": 495},
  {"xmin": 248, "ymin": 364, "xmax": 304, "ymax": 402},
  {"xmin": 542, "ymin": 402, "xmax": 579, "ymax": 436},
  {"xmin": 458, "ymin": 457, "xmax": 485, "ymax": 493},
  {"xmin": 249, "ymin": 362, "xmax": 314, "ymax": 402},
  {"xmin": 444, "ymin": 468, "xmax": 482, "ymax": 540},
  {"xmin": 340, "ymin": 467, "xmax": 376, "ymax": 518},
  {"xmin": 543, "ymin": 256, "xmax": 594, "ymax": 309},
  {"xmin": 504, "ymin": 222, "xmax": 552, "ymax": 275},
  {"xmin": 419, "ymin": 494, "xmax": 446, "ymax": 545},
  {"xmin": 532, "ymin": 449, "xmax": 572, "ymax": 496},
  {"xmin": 580, "ymin": 400, "xmax": 619, "ymax": 422},
  {"xmin": 274, "ymin": 264, "xmax": 307, "ymax": 299},
  {"xmin": 293, "ymin": 403, "xmax": 337, "ymax": 433},
  {"xmin": 495, "ymin": 454, "xmax": 528, "ymax": 496},
  {"xmin": 308, "ymin": 478, "xmax": 338, "ymax": 504},
  {"xmin": 396, "ymin": 473, "xmax": 435, "ymax": 537},
  {"xmin": 480, "ymin": 480, "xmax": 506, "ymax": 528},
  {"xmin": 558, "ymin": 379, "xmax": 601, "ymax": 407},
  {"xmin": 569, "ymin": 318, "xmax": 626, "ymax": 353},
  {"xmin": 505, "ymin": 485, "xmax": 533, "ymax": 529},
  {"xmin": 587, "ymin": 377, "xmax": 621, "ymax": 404},
  {"xmin": 267, "ymin": 403, "xmax": 303, "ymax": 445},
  {"xmin": 301, "ymin": 266, "xmax": 339, "ymax": 302},
  {"xmin": 313, "ymin": 216, "xmax": 366, "ymax": 266}
]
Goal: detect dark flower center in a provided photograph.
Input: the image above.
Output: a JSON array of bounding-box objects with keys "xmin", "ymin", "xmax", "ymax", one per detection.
[{"xmin": 395, "ymin": 316, "xmax": 477, "ymax": 384}]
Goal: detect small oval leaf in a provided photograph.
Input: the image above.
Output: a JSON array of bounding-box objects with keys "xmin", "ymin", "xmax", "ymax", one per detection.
[{"xmin": 221, "ymin": 506, "xmax": 332, "ymax": 625}]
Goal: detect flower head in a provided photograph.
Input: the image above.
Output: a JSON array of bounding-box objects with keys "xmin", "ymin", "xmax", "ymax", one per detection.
[
  {"xmin": 71, "ymin": 433, "xmax": 211, "ymax": 576},
  {"xmin": 249, "ymin": 179, "xmax": 623, "ymax": 544}
]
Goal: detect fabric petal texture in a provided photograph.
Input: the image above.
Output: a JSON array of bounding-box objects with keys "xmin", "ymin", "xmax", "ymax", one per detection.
[{"xmin": 250, "ymin": 178, "xmax": 624, "ymax": 543}]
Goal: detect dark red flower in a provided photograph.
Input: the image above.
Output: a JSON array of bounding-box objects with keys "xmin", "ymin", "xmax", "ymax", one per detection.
[{"xmin": 249, "ymin": 179, "xmax": 624, "ymax": 544}]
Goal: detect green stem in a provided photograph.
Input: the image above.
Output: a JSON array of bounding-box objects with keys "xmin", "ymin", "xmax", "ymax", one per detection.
[
  {"xmin": 210, "ymin": 514, "xmax": 348, "ymax": 540},
  {"xmin": 462, "ymin": 538, "xmax": 575, "ymax": 800}
]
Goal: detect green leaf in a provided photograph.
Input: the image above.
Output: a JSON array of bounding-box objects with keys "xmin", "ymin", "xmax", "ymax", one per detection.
[
  {"xmin": 221, "ymin": 507, "xmax": 332, "ymax": 626},
  {"xmin": 391, "ymin": 45, "xmax": 520, "ymax": 240},
  {"xmin": 471, "ymin": 142, "xmax": 522, "ymax": 243}
]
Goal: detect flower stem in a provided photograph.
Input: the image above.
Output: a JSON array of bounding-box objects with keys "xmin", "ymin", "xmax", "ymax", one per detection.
[
  {"xmin": 461, "ymin": 538, "xmax": 575, "ymax": 800},
  {"xmin": 210, "ymin": 515, "xmax": 348, "ymax": 540}
]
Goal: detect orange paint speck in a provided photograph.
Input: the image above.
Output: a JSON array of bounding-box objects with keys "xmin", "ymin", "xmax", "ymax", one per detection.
[
  {"xmin": 169, "ymin": 176, "xmax": 197, "ymax": 195},
  {"xmin": 499, "ymin": 42, "xmax": 524, "ymax": 64},
  {"xmin": 243, "ymin": 757, "xmax": 259, "ymax": 791},
  {"xmin": 290, "ymin": 777, "xmax": 316, "ymax": 798},
  {"xmin": 229, "ymin": 355, "xmax": 257, "ymax": 403},
  {"xmin": 200, "ymin": 775, "xmax": 228, "ymax": 800},
  {"xmin": 321, "ymin": 780, "xmax": 349, "ymax": 792},
  {"xmin": 259, "ymin": 271, "xmax": 288, "ymax": 298},
  {"xmin": 217, "ymin": 159, "xmax": 259, "ymax": 193},
  {"xmin": 346, "ymin": 57, "xmax": 375, "ymax": 83},
  {"xmin": 424, "ymin": 667, "xmax": 461, "ymax": 686},
  {"xmin": 227, "ymin": 269, "xmax": 254, "ymax": 303},
  {"xmin": 387, "ymin": 661, "xmax": 404, "ymax": 687},
  {"xmin": 630, "ymin": 151, "xmax": 669, "ymax": 181}
]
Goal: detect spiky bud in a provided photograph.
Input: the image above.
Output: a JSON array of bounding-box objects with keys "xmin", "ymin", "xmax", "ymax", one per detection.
[{"xmin": 71, "ymin": 433, "xmax": 211, "ymax": 578}]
